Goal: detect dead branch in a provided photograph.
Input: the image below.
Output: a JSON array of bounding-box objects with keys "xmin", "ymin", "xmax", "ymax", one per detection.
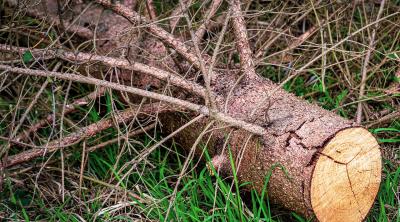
[
  {"xmin": 94, "ymin": 0, "xmax": 219, "ymax": 83},
  {"xmin": 193, "ymin": 0, "xmax": 223, "ymax": 44},
  {"xmin": 145, "ymin": 0, "xmax": 157, "ymax": 20},
  {"xmin": 366, "ymin": 111, "xmax": 400, "ymax": 128},
  {"xmin": 262, "ymin": 19, "xmax": 327, "ymax": 63},
  {"xmin": 226, "ymin": 0, "xmax": 258, "ymax": 113},
  {"xmin": 0, "ymin": 44, "xmax": 207, "ymax": 98},
  {"xmin": 356, "ymin": 0, "xmax": 386, "ymax": 124},
  {"xmin": 47, "ymin": 167, "xmax": 147, "ymax": 203},
  {"xmin": 3, "ymin": 103, "xmax": 165, "ymax": 168},
  {"xmin": 94, "ymin": 0, "xmax": 203, "ymax": 70},
  {"xmin": 251, "ymin": 10, "xmax": 399, "ymax": 117},
  {"xmin": 169, "ymin": 0, "xmax": 192, "ymax": 32},
  {"xmin": 16, "ymin": 87, "xmax": 106, "ymax": 143},
  {"xmin": 254, "ymin": 1, "xmax": 322, "ymax": 60},
  {"xmin": 5, "ymin": 0, "xmax": 94, "ymax": 39},
  {"xmin": 0, "ymin": 65, "xmax": 267, "ymax": 135},
  {"xmin": 178, "ymin": 1, "xmax": 217, "ymax": 109},
  {"xmin": 10, "ymin": 62, "xmax": 62, "ymax": 143},
  {"xmin": 230, "ymin": 0, "xmax": 258, "ymax": 80}
]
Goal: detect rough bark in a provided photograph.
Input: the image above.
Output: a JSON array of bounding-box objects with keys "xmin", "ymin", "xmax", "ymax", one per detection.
[
  {"xmin": 1, "ymin": 0, "xmax": 382, "ymax": 221},
  {"xmin": 160, "ymin": 71, "xmax": 381, "ymax": 220},
  {"xmin": 163, "ymin": 70, "xmax": 368, "ymax": 215}
]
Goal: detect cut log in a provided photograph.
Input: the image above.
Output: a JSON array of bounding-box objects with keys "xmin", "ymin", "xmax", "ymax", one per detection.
[
  {"xmin": 160, "ymin": 74, "xmax": 382, "ymax": 222},
  {"xmin": 311, "ymin": 128, "xmax": 381, "ymax": 222},
  {"xmin": 2, "ymin": 1, "xmax": 382, "ymax": 220}
]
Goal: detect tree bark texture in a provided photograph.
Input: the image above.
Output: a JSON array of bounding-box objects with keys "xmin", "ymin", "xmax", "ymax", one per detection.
[
  {"xmin": 2, "ymin": 1, "xmax": 382, "ymax": 221},
  {"xmin": 160, "ymin": 71, "xmax": 381, "ymax": 220}
]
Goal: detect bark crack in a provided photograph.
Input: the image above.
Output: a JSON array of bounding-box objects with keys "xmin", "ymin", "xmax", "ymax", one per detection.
[
  {"xmin": 305, "ymin": 151, "xmax": 319, "ymax": 167},
  {"xmin": 318, "ymin": 152, "xmax": 346, "ymax": 165},
  {"xmin": 346, "ymin": 165, "xmax": 363, "ymax": 218},
  {"xmin": 320, "ymin": 149, "xmax": 366, "ymax": 218}
]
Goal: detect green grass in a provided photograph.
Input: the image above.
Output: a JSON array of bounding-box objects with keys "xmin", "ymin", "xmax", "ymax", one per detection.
[
  {"xmin": 0, "ymin": 108, "xmax": 398, "ymax": 221},
  {"xmin": 0, "ymin": 62, "xmax": 398, "ymax": 222},
  {"xmin": 1, "ymin": 1, "xmax": 399, "ymax": 221}
]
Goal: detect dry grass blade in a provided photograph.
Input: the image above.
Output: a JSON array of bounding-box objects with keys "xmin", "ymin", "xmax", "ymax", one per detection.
[{"xmin": 86, "ymin": 123, "xmax": 156, "ymax": 153}]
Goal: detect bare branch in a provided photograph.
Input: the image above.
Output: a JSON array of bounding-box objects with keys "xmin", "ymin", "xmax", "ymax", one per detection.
[
  {"xmin": 95, "ymin": 0, "xmax": 207, "ymax": 73},
  {"xmin": 3, "ymin": 103, "xmax": 163, "ymax": 168},
  {"xmin": 254, "ymin": 1, "xmax": 322, "ymax": 60},
  {"xmin": 193, "ymin": 0, "xmax": 223, "ymax": 44},
  {"xmin": 169, "ymin": 0, "xmax": 192, "ymax": 32},
  {"xmin": 145, "ymin": 0, "xmax": 157, "ymax": 20},
  {"xmin": 16, "ymin": 87, "xmax": 106, "ymax": 142},
  {"xmin": 5, "ymin": 0, "xmax": 94, "ymax": 39},
  {"xmin": 10, "ymin": 62, "xmax": 62, "ymax": 142},
  {"xmin": 0, "ymin": 44, "xmax": 207, "ymax": 97},
  {"xmin": 251, "ymin": 10, "xmax": 399, "ymax": 117},
  {"xmin": 0, "ymin": 65, "xmax": 267, "ymax": 136},
  {"xmin": 230, "ymin": 0, "xmax": 258, "ymax": 80},
  {"xmin": 366, "ymin": 111, "xmax": 400, "ymax": 128},
  {"xmin": 178, "ymin": 1, "xmax": 217, "ymax": 109},
  {"xmin": 86, "ymin": 123, "xmax": 156, "ymax": 153},
  {"xmin": 356, "ymin": 0, "xmax": 386, "ymax": 124}
]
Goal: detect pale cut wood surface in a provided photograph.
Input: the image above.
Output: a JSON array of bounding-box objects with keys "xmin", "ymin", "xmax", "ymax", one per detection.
[{"xmin": 311, "ymin": 127, "xmax": 381, "ymax": 222}]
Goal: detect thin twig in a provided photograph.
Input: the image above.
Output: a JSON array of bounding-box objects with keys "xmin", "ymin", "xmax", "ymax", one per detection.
[
  {"xmin": 101, "ymin": 114, "xmax": 206, "ymax": 204},
  {"xmin": 86, "ymin": 123, "xmax": 156, "ymax": 153},
  {"xmin": 366, "ymin": 111, "xmax": 400, "ymax": 128},
  {"xmin": 254, "ymin": 0, "xmax": 323, "ymax": 60},
  {"xmin": 95, "ymin": 1, "xmax": 201, "ymax": 70},
  {"xmin": 129, "ymin": 115, "xmax": 204, "ymax": 169},
  {"xmin": 178, "ymin": 1, "xmax": 216, "ymax": 109},
  {"xmin": 4, "ymin": 0, "xmax": 94, "ymax": 39},
  {"xmin": 9, "ymin": 62, "xmax": 62, "ymax": 142},
  {"xmin": 251, "ymin": 10, "xmax": 398, "ymax": 117},
  {"xmin": 15, "ymin": 87, "xmax": 106, "ymax": 142},
  {"xmin": 94, "ymin": 0, "xmax": 219, "ymax": 82},
  {"xmin": 193, "ymin": 0, "xmax": 223, "ymax": 44},
  {"xmin": 356, "ymin": 0, "xmax": 386, "ymax": 124},
  {"xmin": 79, "ymin": 141, "xmax": 86, "ymax": 195},
  {"xmin": 169, "ymin": 0, "xmax": 192, "ymax": 32},
  {"xmin": 2, "ymin": 103, "xmax": 165, "ymax": 168},
  {"xmin": 46, "ymin": 167, "xmax": 146, "ymax": 203},
  {"xmin": 145, "ymin": 0, "xmax": 157, "ymax": 20},
  {"xmin": 165, "ymin": 120, "xmax": 215, "ymax": 219}
]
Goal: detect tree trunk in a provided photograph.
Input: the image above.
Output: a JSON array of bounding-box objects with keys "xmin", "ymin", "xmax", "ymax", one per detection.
[
  {"xmin": 2, "ymin": 1, "xmax": 382, "ymax": 221},
  {"xmin": 161, "ymin": 73, "xmax": 381, "ymax": 221}
]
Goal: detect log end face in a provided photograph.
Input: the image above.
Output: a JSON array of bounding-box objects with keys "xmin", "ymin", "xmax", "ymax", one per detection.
[{"xmin": 311, "ymin": 127, "xmax": 381, "ymax": 222}]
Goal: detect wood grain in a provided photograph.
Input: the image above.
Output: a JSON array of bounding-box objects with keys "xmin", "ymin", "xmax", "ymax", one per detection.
[{"xmin": 311, "ymin": 128, "xmax": 381, "ymax": 222}]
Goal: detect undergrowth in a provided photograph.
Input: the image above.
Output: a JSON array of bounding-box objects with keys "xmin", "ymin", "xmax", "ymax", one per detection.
[{"xmin": 0, "ymin": 0, "xmax": 399, "ymax": 221}]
